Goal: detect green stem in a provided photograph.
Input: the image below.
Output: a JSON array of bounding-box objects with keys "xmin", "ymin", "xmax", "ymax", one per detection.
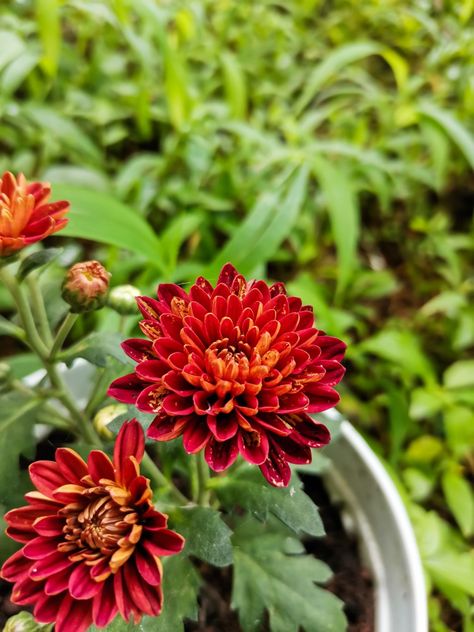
[
  {"xmin": 84, "ymin": 367, "xmax": 113, "ymax": 417},
  {"xmin": 0, "ymin": 267, "xmax": 49, "ymax": 359},
  {"xmin": 49, "ymin": 312, "xmax": 78, "ymax": 359},
  {"xmin": 196, "ymin": 452, "xmax": 211, "ymax": 506},
  {"xmin": 11, "ymin": 379, "xmax": 76, "ymax": 431},
  {"xmin": 142, "ymin": 451, "xmax": 188, "ymax": 505},
  {"xmin": 26, "ymin": 274, "xmax": 53, "ymax": 346}
]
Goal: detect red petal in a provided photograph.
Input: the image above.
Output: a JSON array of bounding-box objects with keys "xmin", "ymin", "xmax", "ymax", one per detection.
[
  {"xmin": 34, "ymin": 593, "xmax": 62, "ymax": 623},
  {"xmin": 136, "ymin": 359, "xmax": 168, "ymax": 382},
  {"xmin": 319, "ymin": 359, "xmax": 346, "ymax": 386},
  {"xmin": 29, "ymin": 461, "xmax": 65, "ymax": 496},
  {"xmin": 11, "ymin": 575, "xmax": 45, "ymax": 605},
  {"xmin": 107, "ymin": 373, "xmax": 144, "ymax": 404},
  {"xmin": 205, "ymin": 436, "xmax": 239, "ymax": 471},
  {"xmin": 238, "ymin": 429, "xmax": 269, "ymax": 465},
  {"xmin": 142, "ymin": 529, "xmax": 185, "ymax": 557},
  {"xmin": 55, "ymin": 448, "xmax": 88, "ymax": 483},
  {"xmin": 259, "ymin": 443, "xmax": 291, "ymax": 488},
  {"xmin": 55, "ymin": 594, "xmax": 93, "ymax": 632},
  {"xmin": 29, "ymin": 551, "xmax": 72, "ymax": 579},
  {"xmin": 292, "ymin": 416, "xmax": 331, "ymax": 448},
  {"xmin": 114, "ymin": 568, "xmax": 133, "ymax": 622},
  {"xmin": 69, "ymin": 563, "xmax": 103, "ymax": 599},
  {"xmin": 93, "ymin": 577, "xmax": 118, "ymax": 627},
  {"xmin": 123, "ymin": 562, "xmax": 162, "ymax": 616},
  {"xmin": 162, "ymin": 393, "xmax": 195, "ymax": 415},
  {"xmin": 135, "ymin": 548, "xmax": 162, "ymax": 585},
  {"xmin": 207, "ymin": 413, "xmax": 238, "ymax": 441},
  {"xmin": 23, "ymin": 536, "xmax": 60, "ymax": 560},
  {"xmin": 5, "ymin": 505, "xmax": 45, "ymax": 542},
  {"xmin": 278, "ymin": 392, "xmax": 309, "ymax": 414},
  {"xmin": 44, "ymin": 566, "xmax": 71, "ymax": 595},
  {"xmin": 162, "ymin": 370, "xmax": 196, "ymax": 396},
  {"xmin": 157, "ymin": 283, "xmax": 189, "ymax": 307},
  {"xmin": 121, "ymin": 338, "xmax": 154, "ymax": 362},
  {"xmin": 1, "ymin": 548, "xmax": 31, "ymax": 582},
  {"xmin": 218, "ymin": 263, "xmax": 239, "ymax": 287},
  {"xmin": 317, "ymin": 335, "xmax": 347, "ymax": 361},
  {"xmin": 147, "ymin": 413, "xmax": 188, "ymax": 442},
  {"xmin": 182, "ymin": 421, "xmax": 211, "ymax": 453},
  {"xmin": 274, "ymin": 434, "xmax": 312, "ymax": 464},
  {"xmin": 33, "ymin": 515, "xmax": 63, "ymax": 537},
  {"xmin": 306, "ymin": 384, "xmax": 340, "ymax": 412},
  {"xmin": 114, "ymin": 419, "xmax": 145, "ymax": 471},
  {"xmin": 88, "ymin": 450, "xmax": 115, "ymax": 483}
]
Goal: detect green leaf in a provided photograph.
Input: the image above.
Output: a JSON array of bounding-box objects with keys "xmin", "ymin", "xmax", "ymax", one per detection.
[
  {"xmin": 58, "ymin": 332, "xmax": 127, "ymax": 368},
  {"xmin": 386, "ymin": 384, "xmax": 410, "ymax": 463},
  {"xmin": 405, "ymin": 435, "xmax": 443, "ymax": 464},
  {"xmin": 443, "ymin": 360, "xmax": 474, "ymax": 389},
  {"xmin": 36, "ymin": 0, "xmax": 61, "ymax": 77},
  {"xmin": 419, "ymin": 102, "xmax": 474, "ymax": 169},
  {"xmin": 213, "ymin": 467, "xmax": 324, "ymax": 537},
  {"xmin": 221, "ymin": 51, "xmax": 248, "ymax": 119},
  {"xmin": 53, "ymin": 185, "xmax": 164, "ymax": 268},
  {"xmin": 312, "ymin": 156, "xmax": 359, "ymax": 298},
  {"xmin": 0, "ymin": 392, "xmax": 42, "ymax": 508},
  {"xmin": 360, "ymin": 329, "xmax": 436, "ymax": 384},
  {"xmin": 443, "ymin": 406, "xmax": 474, "ymax": 458},
  {"xmin": 232, "ymin": 519, "xmax": 346, "ymax": 632},
  {"xmin": 441, "ymin": 469, "xmax": 474, "ymax": 538},
  {"xmin": 171, "ymin": 506, "xmax": 233, "ymax": 567},
  {"xmin": 209, "ymin": 166, "xmax": 309, "ymax": 276},
  {"xmin": 17, "ymin": 248, "xmax": 62, "ymax": 281},
  {"xmin": 425, "ymin": 552, "xmax": 474, "ymax": 597},
  {"xmin": 2, "ymin": 51, "xmax": 39, "ymax": 95},
  {"xmin": 295, "ymin": 41, "xmax": 381, "ymax": 114},
  {"xmin": 154, "ymin": 556, "xmax": 201, "ymax": 632},
  {"xmin": 163, "ymin": 34, "xmax": 192, "ymax": 130}
]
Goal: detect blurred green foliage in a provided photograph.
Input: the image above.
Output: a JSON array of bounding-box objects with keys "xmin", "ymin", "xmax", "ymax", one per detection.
[{"xmin": 0, "ymin": 0, "xmax": 473, "ymax": 629}]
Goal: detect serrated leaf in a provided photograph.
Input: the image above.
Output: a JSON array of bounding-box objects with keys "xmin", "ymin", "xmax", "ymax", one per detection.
[
  {"xmin": 171, "ymin": 506, "xmax": 233, "ymax": 567},
  {"xmin": 154, "ymin": 555, "xmax": 201, "ymax": 632},
  {"xmin": 214, "ymin": 468, "xmax": 324, "ymax": 537},
  {"xmin": 232, "ymin": 519, "xmax": 345, "ymax": 632},
  {"xmin": 17, "ymin": 248, "xmax": 62, "ymax": 281},
  {"xmin": 58, "ymin": 332, "xmax": 127, "ymax": 368}
]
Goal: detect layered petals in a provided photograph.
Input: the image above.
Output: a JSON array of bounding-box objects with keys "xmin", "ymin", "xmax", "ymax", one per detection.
[
  {"xmin": 108, "ymin": 263, "xmax": 346, "ymax": 487},
  {"xmin": 0, "ymin": 420, "xmax": 184, "ymax": 631},
  {"xmin": 0, "ymin": 172, "xmax": 69, "ymax": 256}
]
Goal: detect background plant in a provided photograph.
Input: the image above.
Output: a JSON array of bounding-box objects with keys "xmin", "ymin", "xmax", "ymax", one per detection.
[{"xmin": 0, "ymin": 0, "xmax": 473, "ymax": 630}]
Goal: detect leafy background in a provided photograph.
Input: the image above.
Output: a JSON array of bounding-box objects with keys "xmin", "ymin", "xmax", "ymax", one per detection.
[{"xmin": 0, "ymin": 0, "xmax": 473, "ymax": 630}]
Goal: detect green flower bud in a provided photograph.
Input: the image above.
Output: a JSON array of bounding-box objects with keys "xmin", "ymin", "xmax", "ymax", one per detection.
[
  {"xmin": 4, "ymin": 611, "xmax": 52, "ymax": 632},
  {"xmin": 61, "ymin": 260, "xmax": 110, "ymax": 313},
  {"xmin": 93, "ymin": 404, "xmax": 127, "ymax": 439},
  {"xmin": 0, "ymin": 361, "xmax": 12, "ymax": 386},
  {"xmin": 107, "ymin": 284, "xmax": 140, "ymax": 315}
]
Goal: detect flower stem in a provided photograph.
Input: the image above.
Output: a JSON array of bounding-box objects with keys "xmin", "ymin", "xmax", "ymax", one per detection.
[
  {"xmin": 142, "ymin": 451, "xmax": 188, "ymax": 505},
  {"xmin": 84, "ymin": 367, "xmax": 113, "ymax": 417},
  {"xmin": 0, "ymin": 267, "xmax": 49, "ymax": 359},
  {"xmin": 26, "ymin": 274, "xmax": 53, "ymax": 346},
  {"xmin": 49, "ymin": 312, "xmax": 78, "ymax": 360},
  {"xmin": 196, "ymin": 452, "xmax": 211, "ymax": 506}
]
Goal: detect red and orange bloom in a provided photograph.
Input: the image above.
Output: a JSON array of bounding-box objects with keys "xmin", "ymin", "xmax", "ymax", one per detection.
[
  {"xmin": 108, "ymin": 264, "xmax": 346, "ymax": 487},
  {"xmin": 0, "ymin": 172, "xmax": 69, "ymax": 257},
  {"xmin": 0, "ymin": 420, "xmax": 185, "ymax": 632}
]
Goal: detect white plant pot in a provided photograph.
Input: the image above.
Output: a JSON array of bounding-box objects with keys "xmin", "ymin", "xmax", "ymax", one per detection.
[
  {"xmin": 27, "ymin": 362, "xmax": 428, "ymax": 632},
  {"xmin": 322, "ymin": 411, "xmax": 428, "ymax": 632}
]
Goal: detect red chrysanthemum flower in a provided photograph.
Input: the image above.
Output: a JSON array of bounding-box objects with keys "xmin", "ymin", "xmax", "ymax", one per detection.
[
  {"xmin": 108, "ymin": 264, "xmax": 346, "ymax": 487},
  {"xmin": 0, "ymin": 420, "xmax": 184, "ymax": 632},
  {"xmin": 0, "ymin": 172, "xmax": 69, "ymax": 256}
]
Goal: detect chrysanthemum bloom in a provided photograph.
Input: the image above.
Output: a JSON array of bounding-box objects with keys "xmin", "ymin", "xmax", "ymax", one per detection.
[
  {"xmin": 0, "ymin": 172, "xmax": 69, "ymax": 256},
  {"xmin": 108, "ymin": 264, "xmax": 346, "ymax": 487},
  {"xmin": 1, "ymin": 420, "xmax": 185, "ymax": 632}
]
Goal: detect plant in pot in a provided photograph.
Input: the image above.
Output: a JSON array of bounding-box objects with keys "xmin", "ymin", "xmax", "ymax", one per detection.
[{"xmin": 0, "ymin": 173, "xmax": 425, "ymax": 632}]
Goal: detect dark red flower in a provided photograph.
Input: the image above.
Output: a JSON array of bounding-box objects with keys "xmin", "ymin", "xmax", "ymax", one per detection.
[
  {"xmin": 0, "ymin": 172, "xmax": 69, "ymax": 256},
  {"xmin": 0, "ymin": 420, "xmax": 184, "ymax": 632},
  {"xmin": 108, "ymin": 264, "xmax": 346, "ymax": 487}
]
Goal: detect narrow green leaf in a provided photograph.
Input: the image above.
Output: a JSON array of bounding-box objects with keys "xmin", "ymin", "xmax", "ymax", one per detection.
[
  {"xmin": 171, "ymin": 506, "xmax": 233, "ymax": 567},
  {"xmin": 221, "ymin": 51, "xmax": 248, "ymax": 119},
  {"xmin": 209, "ymin": 166, "xmax": 309, "ymax": 276},
  {"xmin": 1, "ymin": 51, "xmax": 39, "ymax": 95},
  {"xmin": 312, "ymin": 156, "xmax": 359, "ymax": 298},
  {"xmin": 163, "ymin": 34, "xmax": 192, "ymax": 130},
  {"xmin": 419, "ymin": 102, "xmax": 474, "ymax": 169},
  {"xmin": 36, "ymin": 0, "xmax": 61, "ymax": 77},
  {"xmin": 295, "ymin": 41, "xmax": 381, "ymax": 114},
  {"xmin": 53, "ymin": 185, "xmax": 164, "ymax": 268}
]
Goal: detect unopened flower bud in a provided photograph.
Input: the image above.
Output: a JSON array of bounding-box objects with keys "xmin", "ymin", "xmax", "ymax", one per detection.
[
  {"xmin": 61, "ymin": 260, "xmax": 110, "ymax": 313},
  {"xmin": 93, "ymin": 403, "xmax": 127, "ymax": 439},
  {"xmin": 0, "ymin": 361, "xmax": 12, "ymax": 387},
  {"xmin": 107, "ymin": 284, "xmax": 140, "ymax": 315},
  {"xmin": 4, "ymin": 611, "xmax": 52, "ymax": 632}
]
